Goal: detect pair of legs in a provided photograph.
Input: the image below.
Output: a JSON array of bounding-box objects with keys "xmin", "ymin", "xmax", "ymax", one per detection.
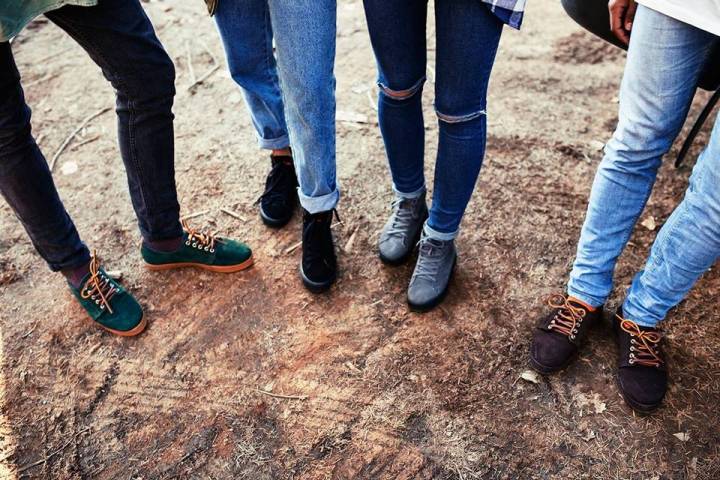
[
  {"xmin": 213, "ymin": 0, "xmax": 338, "ymax": 214},
  {"xmin": 213, "ymin": 0, "xmax": 340, "ymax": 293},
  {"xmin": 567, "ymin": 5, "xmax": 720, "ymax": 327},
  {"xmin": 532, "ymin": 5, "xmax": 719, "ymax": 413},
  {"xmin": 0, "ymin": 0, "xmax": 181, "ymax": 274},
  {"xmin": 0, "ymin": 0, "xmax": 253, "ymax": 335},
  {"xmin": 363, "ymin": 0, "xmax": 503, "ymax": 311},
  {"xmin": 363, "ymin": 0, "xmax": 503, "ymax": 240}
]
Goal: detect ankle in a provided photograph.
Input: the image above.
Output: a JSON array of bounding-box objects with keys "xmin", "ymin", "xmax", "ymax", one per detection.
[
  {"xmin": 144, "ymin": 236, "xmax": 183, "ymax": 253},
  {"xmin": 63, "ymin": 261, "xmax": 90, "ymax": 289},
  {"xmin": 271, "ymin": 147, "xmax": 292, "ymax": 158}
]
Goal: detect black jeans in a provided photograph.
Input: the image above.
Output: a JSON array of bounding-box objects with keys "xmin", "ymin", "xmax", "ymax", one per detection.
[
  {"xmin": 0, "ymin": 0, "xmax": 181, "ymax": 272},
  {"xmin": 561, "ymin": 0, "xmax": 720, "ymax": 90}
]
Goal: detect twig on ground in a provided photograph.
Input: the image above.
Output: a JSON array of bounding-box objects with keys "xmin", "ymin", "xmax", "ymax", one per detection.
[
  {"xmin": 198, "ymin": 39, "xmax": 219, "ymax": 66},
  {"xmin": 34, "ymin": 46, "xmax": 74, "ymax": 65},
  {"xmin": 49, "ymin": 106, "xmax": 111, "ymax": 171},
  {"xmin": 284, "ymin": 240, "xmax": 302, "ymax": 255},
  {"xmin": 70, "ymin": 134, "xmax": 100, "ymax": 151},
  {"xmin": 181, "ymin": 209, "xmax": 210, "ymax": 221},
  {"xmin": 185, "ymin": 40, "xmax": 196, "ymax": 84},
  {"xmin": 255, "ymin": 388, "xmax": 307, "ymax": 401},
  {"xmin": 19, "ymin": 323, "xmax": 37, "ymax": 340},
  {"xmin": 16, "ymin": 427, "xmax": 91, "ymax": 473},
  {"xmin": 343, "ymin": 226, "xmax": 359, "ymax": 253},
  {"xmin": 24, "ymin": 72, "xmax": 60, "ymax": 88},
  {"xmin": 220, "ymin": 207, "xmax": 247, "ymax": 222},
  {"xmin": 187, "ymin": 64, "xmax": 221, "ymax": 92}
]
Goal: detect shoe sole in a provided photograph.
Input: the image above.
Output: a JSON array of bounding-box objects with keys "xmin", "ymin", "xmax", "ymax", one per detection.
[
  {"xmin": 528, "ymin": 354, "xmax": 574, "ymax": 375},
  {"xmin": 99, "ymin": 314, "xmax": 147, "ymax": 337},
  {"xmin": 616, "ymin": 376, "xmax": 664, "ymax": 414},
  {"xmin": 300, "ymin": 264, "xmax": 336, "ymax": 294},
  {"xmin": 144, "ymin": 256, "xmax": 254, "ymax": 273},
  {"xmin": 407, "ymin": 256, "xmax": 456, "ymax": 313},
  {"xmin": 260, "ymin": 206, "xmax": 293, "ymax": 229}
]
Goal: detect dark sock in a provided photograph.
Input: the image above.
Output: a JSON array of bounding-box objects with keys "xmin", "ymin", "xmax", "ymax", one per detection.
[
  {"xmin": 144, "ymin": 236, "xmax": 183, "ymax": 253},
  {"xmin": 63, "ymin": 262, "xmax": 90, "ymax": 289}
]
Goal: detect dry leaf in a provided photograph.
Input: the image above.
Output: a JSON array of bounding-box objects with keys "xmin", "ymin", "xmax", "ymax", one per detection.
[
  {"xmin": 582, "ymin": 430, "xmax": 596, "ymax": 442},
  {"xmin": 641, "ymin": 216, "xmax": 657, "ymax": 231},
  {"xmin": 674, "ymin": 432, "xmax": 690, "ymax": 442},
  {"xmin": 575, "ymin": 392, "xmax": 606, "ymax": 414},
  {"xmin": 520, "ymin": 370, "xmax": 540, "ymax": 384}
]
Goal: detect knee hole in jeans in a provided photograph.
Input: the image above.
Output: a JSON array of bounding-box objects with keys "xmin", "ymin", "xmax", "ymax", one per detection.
[
  {"xmin": 378, "ymin": 76, "xmax": 426, "ymax": 101},
  {"xmin": 435, "ymin": 108, "xmax": 486, "ymax": 124}
]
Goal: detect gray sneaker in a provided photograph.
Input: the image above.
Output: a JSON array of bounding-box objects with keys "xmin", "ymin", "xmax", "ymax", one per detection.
[
  {"xmin": 407, "ymin": 233, "xmax": 457, "ymax": 312},
  {"xmin": 378, "ymin": 192, "xmax": 428, "ymax": 265}
]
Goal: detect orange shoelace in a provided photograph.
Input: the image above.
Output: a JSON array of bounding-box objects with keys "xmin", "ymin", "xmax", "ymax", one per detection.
[
  {"xmin": 618, "ymin": 315, "xmax": 663, "ymax": 368},
  {"xmin": 80, "ymin": 251, "xmax": 117, "ymax": 313},
  {"xmin": 182, "ymin": 219, "xmax": 218, "ymax": 252},
  {"xmin": 546, "ymin": 293, "xmax": 588, "ymax": 341}
]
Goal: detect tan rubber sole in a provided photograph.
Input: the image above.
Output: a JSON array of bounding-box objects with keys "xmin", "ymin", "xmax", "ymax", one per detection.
[
  {"xmin": 144, "ymin": 256, "xmax": 254, "ymax": 273},
  {"xmin": 100, "ymin": 315, "xmax": 148, "ymax": 337}
]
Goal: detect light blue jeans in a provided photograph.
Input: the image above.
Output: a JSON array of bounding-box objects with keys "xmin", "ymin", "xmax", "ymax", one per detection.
[
  {"xmin": 567, "ymin": 5, "xmax": 720, "ymax": 327},
  {"xmin": 214, "ymin": 0, "xmax": 339, "ymax": 213}
]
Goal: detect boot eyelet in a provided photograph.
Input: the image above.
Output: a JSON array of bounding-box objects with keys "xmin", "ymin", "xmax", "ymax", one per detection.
[
  {"xmin": 204, "ymin": 246, "xmax": 209, "ymax": 251},
  {"xmin": 629, "ymin": 359, "xmax": 635, "ymax": 365},
  {"xmin": 569, "ymin": 334, "xmax": 576, "ymax": 340},
  {"xmin": 95, "ymin": 300, "xmax": 100, "ymax": 305},
  {"xmin": 210, "ymin": 249, "xmax": 215, "ymax": 253},
  {"xmin": 100, "ymin": 305, "xmax": 105, "ymax": 310},
  {"xmin": 185, "ymin": 241, "xmax": 191, "ymax": 246}
]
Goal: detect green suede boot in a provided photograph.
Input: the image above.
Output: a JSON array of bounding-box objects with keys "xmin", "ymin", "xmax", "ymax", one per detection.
[
  {"xmin": 68, "ymin": 252, "xmax": 145, "ymax": 336},
  {"xmin": 141, "ymin": 221, "xmax": 253, "ymax": 273}
]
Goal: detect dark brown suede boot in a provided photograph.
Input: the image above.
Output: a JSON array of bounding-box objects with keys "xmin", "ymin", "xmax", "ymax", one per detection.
[
  {"xmin": 529, "ymin": 293, "xmax": 603, "ymax": 374},
  {"xmin": 614, "ymin": 307, "xmax": 667, "ymax": 413}
]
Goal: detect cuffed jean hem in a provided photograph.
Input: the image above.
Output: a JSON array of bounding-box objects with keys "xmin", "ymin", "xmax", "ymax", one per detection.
[
  {"xmin": 621, "ymin": 298, "xmax": 663, "ymax": 328},
  {"xmin": 48, "ymin": 247, "xmax": 92, "ymax": 273},
  {"xmin": 138, "ymin": 222, "xmax": 184, "ymax": 244},
  {"xmin": 258, "ymin": 134, "xmax": 291, "ymax": 150},
  {"xmin": 424, "ymin": 222, "xmax": 457, "ymax": 242},
  {"xmin": 565, "ymin": 285, "xmax": 606, "ymax": 309},
  {"xmin": 393, "ymin": 184, "xmax": 426, "ymax": 200},
  {"xmin": 298, "ymin": 188, "xmax": 340, "ymax": 214}
]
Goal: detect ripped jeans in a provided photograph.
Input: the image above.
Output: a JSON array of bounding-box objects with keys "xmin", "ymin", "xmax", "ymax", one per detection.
[{"xmin": 363, "ymin": 0, "xmax": 503, "ymax": 239}]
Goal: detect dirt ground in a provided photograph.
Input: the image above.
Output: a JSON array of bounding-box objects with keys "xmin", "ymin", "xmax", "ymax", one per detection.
[{"xmin": 1, "ymin": 0, "xmax": 719, "ymax": 478}]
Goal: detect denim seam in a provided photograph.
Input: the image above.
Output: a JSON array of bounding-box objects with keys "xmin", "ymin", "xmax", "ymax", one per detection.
[{"xmin": 262, "ymin": 4, "xmax": 287, "ymax": 137}]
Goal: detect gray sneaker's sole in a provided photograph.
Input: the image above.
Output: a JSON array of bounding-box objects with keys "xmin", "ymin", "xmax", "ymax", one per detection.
[{"xmin": 407, "ymin": 255, "xmax": 456, "ymax": 313}]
